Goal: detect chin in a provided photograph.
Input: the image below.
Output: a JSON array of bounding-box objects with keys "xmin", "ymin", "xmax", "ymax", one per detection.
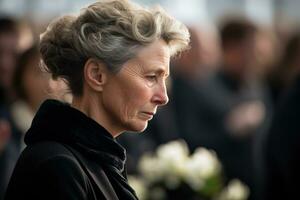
[{"xmin": 126, "ymin": 121, "xmax": 148, "ymax": 133}]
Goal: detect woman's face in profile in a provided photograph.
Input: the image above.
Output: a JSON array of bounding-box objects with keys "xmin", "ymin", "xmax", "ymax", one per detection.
[{"xmin": 102, "ymin": 40, "xmax": 170, "ymax": 133}]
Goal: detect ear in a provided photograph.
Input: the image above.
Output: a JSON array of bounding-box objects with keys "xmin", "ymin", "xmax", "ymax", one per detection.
[{"xmin": 83, "ymin": 58, "xmax": 108, "ymax": 92}]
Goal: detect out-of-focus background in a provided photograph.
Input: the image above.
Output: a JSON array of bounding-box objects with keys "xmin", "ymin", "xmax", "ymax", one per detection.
[
  {"xmin": 2, "ymin": 0, "xmax": 300, "ymax": 28},
  {"xmin": 1, "ymin": 0, "xmax": 300, "ymax": 200}
]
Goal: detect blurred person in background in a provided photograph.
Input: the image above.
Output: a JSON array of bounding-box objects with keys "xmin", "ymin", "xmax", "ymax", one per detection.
[
  {"xmin": 185, "ymin": 18, "xmax": 272, "ymax": 200},
  {"xmin": 0, "ymin": 16, "xmax": 21, "ymax": 200},
  {"xmin": 264, "ymin": 67, "xmax": 300, "ymax": 200},
  {"xmin": 267, "ymin": 31, "xmax": 300, "ymax": 105},
  {"xmin": 0, "ymin": 17, "xmax": 19, "ymax": 103},
  {"xmin": 264, "ymin": 30, "xmax": 300, "ymax": 200},
  {"xmin": 254, "ymin": 27, "xmax": 280, "ymax": 83},
  {"xmin": 172, "ymin": 25, "xmax": 221, "ymax": 80},
  {"xmin": 10, "ymin": 45, "xmax": 51, "ymax": 150},
  {"xmin": 156, "ymin": 24, "xmax": 223, "ymax": 154}
]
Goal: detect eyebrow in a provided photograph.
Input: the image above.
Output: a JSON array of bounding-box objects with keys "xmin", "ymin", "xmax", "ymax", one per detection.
[{"xmin": 153, "ymin": 68, "xmax": 169, "ymax": 77}]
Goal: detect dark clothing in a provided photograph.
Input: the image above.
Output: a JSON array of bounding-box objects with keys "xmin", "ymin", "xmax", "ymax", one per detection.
[
  {"xmin": 4, "ymin": 99, "xmax": 138, "ymax": 200},
  {"xmin": 195, "ymin": 71, "xmax": 272, "ymax": 200},
  {"xmin": 265, "ymin": 76, "xmax": 300, "ymax": 200},
  {"xmin": 0, "ymin": 105, "xmax": 21, "ymax": 200},
  {"xmin": 0, "ymin": 137, "xmax": 20, "ymax": 200}
]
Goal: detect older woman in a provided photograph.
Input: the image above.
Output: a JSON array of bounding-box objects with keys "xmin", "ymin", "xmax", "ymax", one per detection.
[{"xmin": 4, "ymin": 0, "xmax": 189, "ymax": 200}]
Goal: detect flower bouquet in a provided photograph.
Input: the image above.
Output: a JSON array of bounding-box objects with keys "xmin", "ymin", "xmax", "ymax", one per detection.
[{"xmin": 128, "ymin": 140, "xmax": 249, "ymax": 200}]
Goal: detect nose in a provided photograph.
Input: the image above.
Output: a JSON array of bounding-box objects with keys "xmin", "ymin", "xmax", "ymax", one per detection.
[{"xmin": 152, "ymin": 81, "xmax": 169, "ymax": 106}]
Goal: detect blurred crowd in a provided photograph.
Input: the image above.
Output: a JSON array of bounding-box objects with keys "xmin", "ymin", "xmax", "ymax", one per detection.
[
  {"xmin": 0, "ymin": 17, "xmax": 71, "ymax": 200},
  {"xmin": 0, "ymin": 13, "xmax": 300, "ymax": 200}
]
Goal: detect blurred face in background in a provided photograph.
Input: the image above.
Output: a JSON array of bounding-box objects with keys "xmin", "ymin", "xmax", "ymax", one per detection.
[
  {"xmin": 22, "ymin": 54, "xmax": 50, "ymax": 111},
  {"xmin": 0, "ymin": 32, "xmax": 19, "ymax": 90},
  {"xmin": 223, "ymin": 34, "xmax": 257, "ymax": 80},
  {"xmin": 173, "ymin": 26, "xmax": 220, "ymax": 79}
]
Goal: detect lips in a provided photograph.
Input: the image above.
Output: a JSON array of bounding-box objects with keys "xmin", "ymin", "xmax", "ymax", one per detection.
[
  {"xmin": 140, "ymin": 111, "xmax": 155, "ymax": 120},
  {"xmin": 143, "ymin": 111, "xmax": 155, "ymax": 116}
]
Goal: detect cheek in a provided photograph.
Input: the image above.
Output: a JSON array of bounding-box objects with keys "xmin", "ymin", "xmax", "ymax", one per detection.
[
  {"xmin": 121, "ymin": 83, "xmax": 152, "ymax": 116},
  {"xmin": 23, "ymin": 72, "xmax": 35, "ymax": 95},
  {"xmin": 25, "ymin": 74, "xmax": 47, "ymax": 94}
]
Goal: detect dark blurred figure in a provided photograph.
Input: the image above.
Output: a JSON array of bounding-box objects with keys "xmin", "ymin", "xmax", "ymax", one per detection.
[
  {"xmin": 264, "ymin": 73, "xmax": 300, "ymax": 200},
  {"xmin": 0, "ymin": 17, "xmax": 20, "ymax": 200},
  {"xmin": 0, "ymin": 17, "xmax": 19, "ymax": 103},
  {"xmin": 190, "ymin": 18, "xmax": 272, "ymax": 200},
  {"xmin": 267, "ymin": 32, "xmax": 300, "ymax": 105},
  {"xmin": 169, "ymin": 25, "xmax": 222, "ymax": 151}
]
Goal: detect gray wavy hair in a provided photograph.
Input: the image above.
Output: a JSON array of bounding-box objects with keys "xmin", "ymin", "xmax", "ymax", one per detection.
[{"xmin": 40, "ymin": 0, "xmax": 190, "ymax": 96}]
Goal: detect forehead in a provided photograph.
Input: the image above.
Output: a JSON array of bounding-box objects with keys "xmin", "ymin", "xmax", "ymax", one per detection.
[
  {"xmin": 136, "ymin": 40, "xmax": 170, "ymax": 72},
  {"xmin": 116, "ymin": 39, "xmax": 171, "ymax": 78},
  {"xmin": 138, "ymin": 39, "xmax": 169, "ymax": 56}
]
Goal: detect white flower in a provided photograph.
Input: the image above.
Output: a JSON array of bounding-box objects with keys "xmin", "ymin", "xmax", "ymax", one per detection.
[
  {"xmin": 136, "ymin": 139, "xmax": 250, "ymax": 200},
  {"xmin": 128, "ymin": 176, "xmax": 147, "ymax": 200},
  {"xmin": 183, "ymin": 147, "xmax": 221, "ymax": 190},
  {"xmin": 192, "ymin": 147, "xmax": 221, "ymax": 178},
  {"xmin": 155, "ymin": 140, "xmax": 189, "ymax": 188},
  {"xmin": 156, "ymin": 140, "xmax": 189, "ymax": 162},
  {"xmin": 138, "ymin": 153, "xmax": 165, "ymax": 184},
  {"xmin": 138, "ymin": 140, "xmax": 189, "ymax": 188},
  {"xmin": 216, "ymin": 179, "xmax": 249, "ymax": 200}
]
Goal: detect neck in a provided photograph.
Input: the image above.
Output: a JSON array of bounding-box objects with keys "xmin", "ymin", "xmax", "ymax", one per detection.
[{"xmin": 71, "ymin": 94, "xmax": 122, "ymax": 138}]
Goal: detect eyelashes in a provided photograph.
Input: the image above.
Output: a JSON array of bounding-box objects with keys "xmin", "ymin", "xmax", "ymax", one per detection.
[
  {"xmin": 146, "ymin": 75, "xmax": 157, "ymax": 82},
  {"xmin": 144, "ymin": 73, "xmax": 169, "ymax": 87},
  {"xmin": 145, "ymin": 75, "xmax": 158, "ymax": 87}
]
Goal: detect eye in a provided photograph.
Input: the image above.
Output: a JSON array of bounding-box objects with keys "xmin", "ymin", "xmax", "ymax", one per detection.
[{"xmin": 146, "ymin": 75, "xmax": 157, "ymax": 82}]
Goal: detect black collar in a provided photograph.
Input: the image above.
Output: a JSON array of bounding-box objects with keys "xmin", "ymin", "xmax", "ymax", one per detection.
[{"xmin": 25, "ymin": 99, "xmax": 126, "ymax": 172}]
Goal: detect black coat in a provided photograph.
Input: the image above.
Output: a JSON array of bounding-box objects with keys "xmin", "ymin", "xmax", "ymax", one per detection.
[
  {"xmin": 265, "ymin": 76, "xmax": 300, "ymax": 200},
  {"xmin": 4, "ymin": 99, "xmax": 138, "ymax": 200}
]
